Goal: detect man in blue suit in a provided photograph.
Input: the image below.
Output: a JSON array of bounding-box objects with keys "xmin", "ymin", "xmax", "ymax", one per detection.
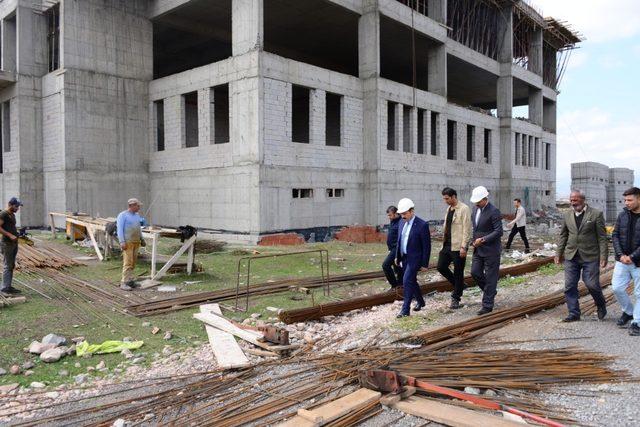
[
  {"xmin": 395, "ymin": 198, "xmax": 431, "ymax": 318},
  {"xmin": 469, "ymin": 186, "xmax": 503, "ymax": 315}
]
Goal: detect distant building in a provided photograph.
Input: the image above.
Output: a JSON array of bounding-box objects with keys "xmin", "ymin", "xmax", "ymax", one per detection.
[{"xmin": 571, "ymin": 162, "xmax": 635, "ymax": 222}]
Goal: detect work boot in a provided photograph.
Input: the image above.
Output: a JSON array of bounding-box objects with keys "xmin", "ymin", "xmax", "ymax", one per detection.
[
  {"xmin": 449, "ymin": 299, "xmax": 464, "ymax": 310},
  {"xmin": 412, "ymin": 303, "xmax": 424, "ymax": 312},
  {"xmin": 3, "ymin": 287, "xmax": 21, "ymax": 294},
  {"xmin": 561, "ymin": 315, "xmax": 580, "ymax": 322},
  {"xmin": 396, "ymin": 312, "xmax": 409, "ymax": 319},
  {"xmin": 120, "ymin": 283, "xmax": 133, "ymax": 291},
  {"xmin": 128, "ymin": 280, "xmax": 140, "ymax": 289},
  {"xmin": 477, "ymin": 307, "xmax": 492, "ymax": 315},
  {"xmin": 617, "ymin": 312, "xmax": 633, "ymax": 327},
  {"xmin": 629, "ymin": 323, "xmax": 640, "ymax": 336},
  {"xmin": 597, "ymin": 306, "xmax": 607, "ymax": 320},
  {"xmin": 524, "ymin": 248, "xmax": 531, "ymax": 254}
]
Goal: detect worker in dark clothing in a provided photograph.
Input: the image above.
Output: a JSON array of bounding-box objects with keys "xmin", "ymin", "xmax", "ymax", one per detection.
[
  {"xmin": 382, "ymin": 206, "xmax": 403, "ymax": 288},
  {"xmin": 0, "ymin": 198, "xmax": 23, "ymax": 295}
]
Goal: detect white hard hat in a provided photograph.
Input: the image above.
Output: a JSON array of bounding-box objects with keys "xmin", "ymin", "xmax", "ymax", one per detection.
[
  {"xmin": 470, "ymin": 186, "xmax": 489, "ymax": 203},
  {"xmin": 397, "ymin": 198, "xmax": 415, "ymax": 214}
]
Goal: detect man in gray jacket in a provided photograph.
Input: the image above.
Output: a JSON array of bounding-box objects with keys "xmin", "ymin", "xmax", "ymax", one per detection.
[{"xmin": 555, "ymin": 190, "xmax": 608, "ymax": 322}]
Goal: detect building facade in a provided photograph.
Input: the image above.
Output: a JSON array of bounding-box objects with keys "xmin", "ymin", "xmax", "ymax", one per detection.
[{"xmin": 0, "ymin": 0, "xmax": 579, "ymax": 240}]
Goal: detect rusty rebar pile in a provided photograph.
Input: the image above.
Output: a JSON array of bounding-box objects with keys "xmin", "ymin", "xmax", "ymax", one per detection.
[{"xmin": 279, "ymin": 257, "xmax": 554, "ymax": 324}]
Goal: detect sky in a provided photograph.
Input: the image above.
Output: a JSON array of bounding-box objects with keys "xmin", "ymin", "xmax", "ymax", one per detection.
[{"xmin": 531, "ymin": 0, "xmax": 640, "ymax": 198}]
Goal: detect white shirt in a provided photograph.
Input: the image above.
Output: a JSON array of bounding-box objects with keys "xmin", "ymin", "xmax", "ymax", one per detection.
[
  {"xmin": 401, "ymin": 216, "xmax": 415, "ymax": 255},
  {"xmin": 475, "ymin": 207, "xmax": 482, "ymax": 227}
]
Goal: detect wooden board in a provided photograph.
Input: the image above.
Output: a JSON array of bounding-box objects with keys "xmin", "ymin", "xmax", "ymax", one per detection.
[
  {"xmin": 278, "ymin": 388, "xmax": 381, "ymax": 427},
  {"xmin": 199, "ymin": 304, "xmax": 250, "ymax": 369},
  {"xmin": 193, "ymin": 311, "xmax": 298, "ymax": 353},
  {"xmin": 390, "ymin": 396, "xmax": 522, "ymax": 427}
]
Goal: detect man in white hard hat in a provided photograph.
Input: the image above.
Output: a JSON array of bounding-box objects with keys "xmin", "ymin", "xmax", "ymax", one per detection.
[
  {"xmin": 469, "ymin": 186, "xmax": 503, "ymax": 315},
  {"xmin": 394, "ymin": 198, "xmax": 432, "ymax": 318}
]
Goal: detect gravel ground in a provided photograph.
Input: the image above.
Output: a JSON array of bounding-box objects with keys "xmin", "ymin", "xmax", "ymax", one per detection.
[{"xmin": 4, "ymin": 260, "xmax": 632, "ymax": 427}]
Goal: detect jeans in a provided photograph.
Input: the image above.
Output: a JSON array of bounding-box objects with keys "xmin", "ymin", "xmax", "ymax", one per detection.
[
  {"xmin": 382, "ymin": 249, "xmax": 403, "ymax": 287},
  {"xmin": 400, "ymin": 256, "xmax": 425, "ymax": 315},
  {"xmin": 437, "ymin": 246, "xmax": 467, "ymax": 302},
  {"xmin": 612, "ymin": 261, "xmax": 640, "ymax": 325},
  {"xmin": 471, "ymin": 252, "xmax": 500, "ymax": 310},
  {"xmin": 506, "ymin": 226, "xmax": 530, "ymax": 249},
  {"xmin": 1, "ymin": 242, "xmax": 18, "ymax": 291},
  {"xmin": 564, "ymin": 255, "xmax": 606, "ymax": 317}
]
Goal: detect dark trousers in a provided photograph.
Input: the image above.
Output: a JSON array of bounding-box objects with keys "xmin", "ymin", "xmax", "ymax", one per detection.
[
  {"xmin": 437, "ymin": 246, "xmax": 466, "ymax": 302},
  {"xmin": 382, "ymin": 249, "xmax": 403, "ymax": 287},
  {"xmin": 506, "ymin": 226, "xmax": 530, "ymax": 249},
  {"xmin": 400, "ymin": 256, "xmax": 425, "ymax": 315},
  {"xmin": 1, "ymin": 242, "xmax": 18, "ymax": 291},
  {"xmin": 471, "ymin": 252, "xmax": 500, "ymax": 310},
  {"xmin": 564, "ymin": 255, "xmax": 606, "ymax": 317}
]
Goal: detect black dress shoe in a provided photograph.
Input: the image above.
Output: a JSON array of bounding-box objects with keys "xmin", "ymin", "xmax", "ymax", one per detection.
[
  {"xmin": 477, "ymin": 307, "xmax": 492, "ymax": 315},
  {"xmin": 396, "ymin": 312, "xmax": 410, "ymax": 319},
  {"xmin": 449, "ymin": 300, "xmax": 464, "ymax": 310},
  {"xmin": 3, "ymin": 287, "xmax": 21, "ymax": 294},
  {"xmin": 562, "ymin": 315, "xmax": 580, "ymax": 322},
  {"xmin": 617, "ymin": 312, "xmax": 633, "ymax": 327},
  {"xmin": 597, "ymin": 306, "xmax": 607, "ymax": 320},
  {"xmin": 412, "ymin": 303, "xmax": 424, "ymax": 312},
  {"xmin": 629, "ymin": 323, "xmax": 640, "ymax": 336}
]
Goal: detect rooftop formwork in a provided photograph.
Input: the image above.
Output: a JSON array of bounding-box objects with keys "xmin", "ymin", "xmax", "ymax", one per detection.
[{"xmin": 0, "ymin": 0, "xmax": 581, "ymax": 241}]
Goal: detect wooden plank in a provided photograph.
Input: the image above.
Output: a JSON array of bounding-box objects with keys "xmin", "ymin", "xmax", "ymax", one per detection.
[
  {"xmin": 151, "ymin": 234, "xmax": 197, "ymax": 281},
  {"xmin": 187, "ymin": 241, "xmax": 195, "ymax": 275},
  {"xmin": 389, "ymin": 396, "xmax": 522, "ymax": 427},
  {"xmin": 193, "ymin": 311, "xmax": 298, "ymax": 352},
  {"xmin": 150, "ymin": 233, "xmax": 158, "ymax": 279},
  {"xmin": 85, "ymin": 226, "xmax": 104, "ymax": 261},
  {"xmin": 199, "ymin": 304, "xmax": 250, "ymax": 369},
  {"xmin": 49, "ymin": 213, "xmax": 56, "ymax": 239},
  {"xmin": 297, "ymin": 388, "xmax": 381, "ymax": 425}
]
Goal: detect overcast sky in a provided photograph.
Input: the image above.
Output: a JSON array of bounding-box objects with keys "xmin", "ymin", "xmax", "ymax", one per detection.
[{"xmin": 532, "ymin": 0, "xmax": 640, "ymax": 198}]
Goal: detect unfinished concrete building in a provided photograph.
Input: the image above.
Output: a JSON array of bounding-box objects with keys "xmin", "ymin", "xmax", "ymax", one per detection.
[
  {"xmin": 0, "ymin": 0, "xmax": 580, "ymax": 240},
  {"xmin": 571, "ymin": 162, "xmax": 635, "ymax": 222}
]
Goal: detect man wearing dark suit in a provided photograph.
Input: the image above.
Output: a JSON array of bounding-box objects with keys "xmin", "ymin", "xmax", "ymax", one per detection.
[
  {"xmin": 469, "ymin": 186, "xmax": 503, "ymax": 315},
  {"xmin": 382, "ymin": 206, "xmax": 403, "ymax": 288},
  {"xmin": 395, "ymin": 198, "xmax": 431, "ymax": 318},
  {"xmin": 555, "ymin": 190, "xmax": 608, "ymax": 322}
]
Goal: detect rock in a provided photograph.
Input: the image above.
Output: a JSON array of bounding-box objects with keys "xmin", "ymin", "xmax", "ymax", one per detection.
[
  {"xmin": 464, "ymin": 387, "xmax": 481, "ymax": 395},
  {"xmin": 66, "ymin": 345, "xmax": 76, "ymax": 356},
  {"xmin": 484, "ymin": 389, "xmax": 497, "ymax": 397},
  {"xmin": 10, "ymin": 365, "xmax": 21, "ymax": 375},
  {"xmin": 71, "ymin": 336, "xmax": 85, "ymax": 344},
  {"xmin": 29, "ymin": 381, "xmax": 46, "ymax": 389},
  {"xmin": 141, "ymin": 321, "xmax": 151, "ymax": 327},
  {"xmin": 86, "ymin": 366, "xmax": 95, "ymax": 372},
  {"xmin": 22, "ymin": 361, "xmax": 35, "ymax": 370},
  {"xmin": 296, "ymin": 323, "xmax": 305, "ymax": 331},
  {"xmin": 112, "ymin": 419, "xmax": 126, "ymax": 427},
  {"xmin": 266, "ymin": 306, "xmax": 279, "ymax": 312},
  {"xmin": 0, "ymin": 383, "xmax": 19, "ymax": 395},
  {"xmin": 303, "ymin": 333, "xmax": 315, "ymax": 345},
  {"xmin": 74, "ymin": 374, "xmax": 89, "ymax": 384},
  {"xmin": 121, "ymin": 349, "xmax": 134, "ymax": 359},
  {"xmin": 24, "ymin": 370, "xmax": 35, "ymax": 376},
  {"xmin": 151, "ymin": 327, "xmax": 160, "ymax": 335},
  {"xmin": 0, "ymin": 368, "xmax": 6, "ymax": 375},
  {"xmin": 42, "ymin": 333, "xmax": 67, "ymax": 347},
  {"xmin": 96, "ymin": 361, "xmax": 106, "ymax": 370},
  {"xmin": 40, "ymin": 347, "xmax": 66, "ymax": 363},
  {"xmin": 242, "ymin": 318, "xmax": 252, "ymax": 325},
  {"xmin": 162, "ymin": 347, "xmax": 173, "ymax": 356},
  {"xmin": 74, "ymin": 362, "xmax": 82, "ymax": 368},
  {"xmin": 46, "ymin": 391, "xmax": 60, "ymax": 399},
  {"xmin": 58, "ymin": 369, "xmax": 69, "ymax": 377},
  {"xmin": 29, "ymin": 341, "xmax": 56, "ymax": 355},
  {"xmin": 131, "ymin": 357, "xmax": 145, "ymax": 365},
  {"xmin": 122, "ymin": 337, "xmax": 133, "ymax": 342},
  {"xmin": 251, "ymin": 313, "xmax": 261, "ymax": 319},
  {"xmin": 163, "ymin": 331, "xmax": 172, "ymax": 340}
]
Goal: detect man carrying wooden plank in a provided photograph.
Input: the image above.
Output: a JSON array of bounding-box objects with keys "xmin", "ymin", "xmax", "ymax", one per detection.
[
  {"xmin": 0, "ymin": 198, "xmax": 23, "ymax": 296},
  {"xmin": 116, "ymin": 198, "xmax": 146, "ymax": 290}
]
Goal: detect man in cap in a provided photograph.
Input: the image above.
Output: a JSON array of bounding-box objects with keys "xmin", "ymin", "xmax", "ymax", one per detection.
[
  {"xmin": 382, "ymin": 205, "xmax": 403, "ymax": 288},
  {"xmin": 469, "ymin": 186, "xmax": 503, "ymax": 315},
  {"xmin": 555, "ymin": 190, "xmax": 608, "ymax": 322},
  {"xmin": 0, "ymin": 198, "xmax": 23, "ymax": 295},
  {"xmin": 394, "ymin": 198, "xmax": 431, "ymax": 318},
  {"xmin": 116, "ymin": 198, "xmax": 147, "ymax": 290}
]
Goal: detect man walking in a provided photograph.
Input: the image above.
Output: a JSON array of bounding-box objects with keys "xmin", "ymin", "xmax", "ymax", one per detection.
[
  {"xmin": 505, "ymin": 198, "xmax": 530, "ymax": 253},
  {"xmin": 436, "ymin": 188, "xmax": 472, "ymax": 309},
  {"xmin": 469, "ymin": 186, "xmax": 503, "ymax": 315},
  {"xmin": 117, "ymin": 198, "xmax": 146, "ymax": 290},
  {"xmin": 555, "ymin": 190, "xmax": 608, "ymax": 322},
  {"xmin": 0, "ymin": 198, "xmax": 23, "ymax": 295},
  {"xmin": 395, "ymin": 198, "xmax": 431, "ymax": 318},
  {"xmin": 382, "ymin": 205, "xmax": 403, "ymax": 288},
  {"xmin": 611, "ymin": 187, "xmax": 640, "ymax": 335}
]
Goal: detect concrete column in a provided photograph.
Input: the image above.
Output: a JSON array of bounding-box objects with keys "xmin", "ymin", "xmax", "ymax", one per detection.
[
  {"xmin": 543, "ymin": 98, "xmax": 556, "ymax": 132},
  {"xmin": 310, "ymin": 89, "xmax": 326, "ymax": 146},
  {"xmin": 428, "ymin": 44, "xmax": 447, "ymax": 97},
  {"xmin": 232, "ymin": 0, "xmax": 264, "ymax": 56},
  {"xmin": 428, "ymin": 0, "xmax": 446, "ymax": 23},
  {"xmin": 198, "ymin": 88, "xmax": 213, "ymax": 146},
  {"xmin": 2, "ymin": 14, "xmax": 17, "ymax": 73},
  {"xmin": 230, "ymin": 77, "xmax": 262, "ymax": 164},
  {"xmin": 496, "ymin": 5, "xmax": 513, "ymax": 118},
  {"xmin": 409, "ymin": 107, "xmax": 418, "ymax": 153},
  {"xmin": 528, "ymin": 27, "xmax": 543, "ymax": 76},
  {"xmin": 394, "ymin": 103, "xmax": 403, "ymax": 152},
  {"xmin": 529, "ymin": 87, "xmax": 543, "ymax": 126},
  {"xmin": 362, "ymin": 79, "xmax": 382, "ymax": 225},
  {"xmin": 358, "ymin": 5, "xmax": 380, "ymax": 79}
]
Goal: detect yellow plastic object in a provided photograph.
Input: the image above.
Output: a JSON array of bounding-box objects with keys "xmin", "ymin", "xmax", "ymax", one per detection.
[{"xmin": 75, "ymin": 340, "xmax": 144, "ymax": 356}]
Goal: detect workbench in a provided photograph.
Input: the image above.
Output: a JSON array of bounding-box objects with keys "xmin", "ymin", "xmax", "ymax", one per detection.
[{"xmin": 49, "ymin": 212, "xmax": 197, "ymax": 281}]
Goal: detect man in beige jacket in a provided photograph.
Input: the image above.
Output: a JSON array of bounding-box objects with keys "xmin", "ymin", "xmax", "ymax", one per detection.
[{"xmin": 437, "ymin": 187, "xmax": 472, "ymax": 309}]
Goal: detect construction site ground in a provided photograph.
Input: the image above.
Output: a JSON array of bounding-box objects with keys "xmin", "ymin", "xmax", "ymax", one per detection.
[{"xmin": 1, "ymin": 230, "xmax": 636, "ymax": 426}]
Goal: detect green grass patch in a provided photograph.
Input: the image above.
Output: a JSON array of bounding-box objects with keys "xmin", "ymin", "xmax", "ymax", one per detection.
[
  {"xmin": 498, "ymin": 274, "xmax": 528, "ymax": 288},
  {"xmin": 537, "ymin": 263, "xmax": 563, "ymax": 276}
]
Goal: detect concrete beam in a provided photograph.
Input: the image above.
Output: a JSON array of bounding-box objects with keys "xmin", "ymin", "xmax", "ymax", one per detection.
[
  {"xmin": 378, "ymin": 0, "xmax": 447, "ymax": 44},
  {"xmin": 232, "ymin": 0, "xmax": 263, "ymax": 56}
]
